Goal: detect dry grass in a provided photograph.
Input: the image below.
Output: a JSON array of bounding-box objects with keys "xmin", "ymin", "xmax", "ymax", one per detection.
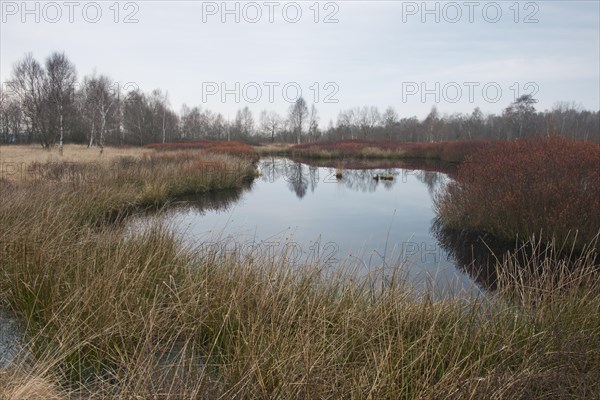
[
  {"xmin": 0, "ymin": 144, "xmax": 151, "ymax": 165},
  {"xmin": 253, "ymin": 142, "xmax": 294, "ymax": 156},
  {"xmin": 0, "ymin": 371, "xmax": 65, "ymax": 400},
  {"xmin": 1, "ymin": 215, "xmax": 597, "ymax": 398},
  {"xmin": 0, "ymin": 142, "xmax": 599, "ymax": 398},
  {"xmin": 145, "ymin": 141, "xmax": 259, "ymax": 162},
  {"xmin": 0, "ymin": 145, "xmax": 153, "ymax": 183}
]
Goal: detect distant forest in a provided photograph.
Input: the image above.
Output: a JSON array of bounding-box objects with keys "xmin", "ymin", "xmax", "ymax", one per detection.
[{"xmin": 1, "ymin": 51, "xmax": 599, "ymax": 147}]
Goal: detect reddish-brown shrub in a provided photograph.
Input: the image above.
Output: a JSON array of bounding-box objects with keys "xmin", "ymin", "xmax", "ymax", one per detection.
[{"xmin": 436, "ymin": 137, "xmax": 600, "ymax": 250}]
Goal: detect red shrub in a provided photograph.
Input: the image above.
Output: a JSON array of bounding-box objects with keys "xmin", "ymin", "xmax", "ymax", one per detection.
[
  {"xmin": 437, "ymin": 137, "xmax": 600, "ymax": 249},
  {"xmin": 439, "ymin": 141, "xmax": 492, "ymax": 163},
  {"xmin": 146, "ymin": 141, "xmax": 258, "ymax": 161}
]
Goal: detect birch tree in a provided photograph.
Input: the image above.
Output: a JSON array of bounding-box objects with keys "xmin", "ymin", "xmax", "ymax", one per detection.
[
  {"xmin": 45, "ymin": 52, "xmax": 77, "ymax": 154},
  {"xmin": 81, "ymin": 74, "xmax": 117, "ymax": 154},
  {"xmin": 308, "ymin": 104, "xmax": 319, "ymax": 142},
  {"xmin": 288, "ymin": 97, "xmax": 308, "ymax": 144}
]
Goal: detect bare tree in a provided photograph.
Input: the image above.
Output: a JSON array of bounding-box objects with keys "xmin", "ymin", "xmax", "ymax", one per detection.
[
  {"xmin": 0, "ymin": 87, "xmax": 20, "ymax": 143},
  {"xmin": 336, "ymin": 110, "xmax": 352, "ymax": 140},
  {"xmin": 240, "ymin": 106, "xmax": 254, "ymax": 137},
  {"xmin": 503, "ymin": 94, "xmax": 538, "ymax": 139},
  {"xmin": 123, "ymin": 89, "xmax": 149, "ymax": 146},
  {"xmin": 81, "ymin": 74, "xmax": 117, "ymax": 153},
  {"xmin": 259, "ymin": 110, "xmax": 282, "ymax": 142},
  {"xmin": 308, "ymin": 104, "xmax": 319, "ymax": 142},
  {"xmin": 381, "ymin": 107, "xmax": 398, "ymax": 140},
  {"xmin": 45, "ymin": 52, "xmax": 77, "ymax": 154},
  {"xmin": 148, "ymin": 89, "xmax": 170, "ymax": 143},
  {"xmin": 423, "ymin": 106, "xmax": 439, "ymax": 142},
  {"xmin": 9, "ymin": 53, "xmax": 50, "ymax": 147},
  {"xmin": 466, "ymin": 107, "xmax": 484, "ymax": 140},
  {"xmin": 349, "ymin": 108, "xmax": 361, "ymax": 139},
  {"xmin": 211, "ymin": 113, "xmax": 226, "ymax": 139},
  {"xmin": 0, "ymin": 88, "xmax": 9, "ymax": 143},
  {"xmin": 162, "ymin": 91, "xmax": 169, "ymax": 143},
  {"xmin": 181, "ymin": 105, "xmax": 203, "ymax": 139},
  {"xmin": 358, "ymin": 106, "xmax": 380, "ymax": 138},
  {"xmin": 288, "ymin": 97, "xmax": 309, "ymax": 144},
  {"xmin": 6, "ymin": 51, "xmax": 600, "ymax": 146}
]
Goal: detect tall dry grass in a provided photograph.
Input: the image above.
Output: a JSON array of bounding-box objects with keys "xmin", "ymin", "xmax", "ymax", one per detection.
[
  {"xmin": 287, "ymin": 139, "xmax": 492, "ymax": 163},
  {"xmin": 2, "ymin": 221, "xmax": 598, "ymax": 398},
  {"xmin": 0, "ymin": 143, "xmax": 599, "ymax": 398},
  {"xmin": 145, "ymin": 141, "xmax": 259, "ymax": 162},
  {"xmin": 0, "ymin": 144, "xmax": 151, "ymax": 166},
  {"xmin": 253, "ymin": 143, "xmax": 294, "ymax": 157}
]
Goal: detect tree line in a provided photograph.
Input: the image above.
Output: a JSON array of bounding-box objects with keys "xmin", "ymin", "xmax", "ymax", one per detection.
[{"xmin": 1, "ymin": 51, "xmax": 598, "ymax": 149}]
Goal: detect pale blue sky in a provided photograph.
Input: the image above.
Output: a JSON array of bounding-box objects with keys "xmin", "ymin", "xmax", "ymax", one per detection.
[{"xmin": 1, "ymin": 0, "xmax": 599, "ymax": 125}]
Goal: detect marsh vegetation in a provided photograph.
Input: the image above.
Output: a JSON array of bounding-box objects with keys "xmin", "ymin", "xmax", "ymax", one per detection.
[{"xmin": 0, "ymin": 139, "xmax": 598, "ymax": 399}]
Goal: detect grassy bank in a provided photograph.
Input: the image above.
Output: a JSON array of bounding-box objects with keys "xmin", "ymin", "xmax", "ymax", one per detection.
[
  {"xmin": 266, "ymin": 140, "xmax": 492, "ymax": 163},
  {"xmin": 0, "ymin": 144, "xmax": 599, "ymax": 399},
  {"xmin": 146, "ymin": 140, "xmax": 259, "ymax": 162},
  {"xmin": 0, "ymin": 144, "xmax": 153, "ymax": 165},
  {"xmin": 435, "ymin": 137, "xmax": 600, "ymax": 251}
]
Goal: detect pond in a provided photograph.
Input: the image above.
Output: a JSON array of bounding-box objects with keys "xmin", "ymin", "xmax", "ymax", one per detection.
[{"xmin": 149, "ymin": 158, "xmax": 494, "ymax": 298}]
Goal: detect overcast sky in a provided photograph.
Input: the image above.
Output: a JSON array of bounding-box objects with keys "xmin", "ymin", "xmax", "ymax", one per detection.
[{"xmin": 1, "ymin": 0, "xmax": 599, "ymax": 125}]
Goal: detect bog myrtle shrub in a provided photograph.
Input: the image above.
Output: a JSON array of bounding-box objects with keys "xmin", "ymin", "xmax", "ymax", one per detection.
[{"xmin": 436, "ymin": 137, "xmax": 600, "ymax": 250}]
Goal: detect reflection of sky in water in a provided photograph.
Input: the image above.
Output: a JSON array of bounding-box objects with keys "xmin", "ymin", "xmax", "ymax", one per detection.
[
  {"xmin": 164, "ymin": 158, "xmax": 479, "ymax": 296},
  {"xmin": 0, "ymin": 309, "xmax": 21, "ymax": 367}
]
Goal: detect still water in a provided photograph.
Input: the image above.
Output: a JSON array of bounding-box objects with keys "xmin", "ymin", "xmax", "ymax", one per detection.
[{"xmin": 154, "ymin": 158, "xmax": 487, "ymax": 297}]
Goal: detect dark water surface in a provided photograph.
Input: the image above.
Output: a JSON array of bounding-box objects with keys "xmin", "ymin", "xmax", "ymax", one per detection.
[
  {"xmin": 0, "ymin": 309, "xmax": 21, "ymax": 367},
  {"xmin": 151, "ymin": 158, "xmax": 489, "ymax": 297}
]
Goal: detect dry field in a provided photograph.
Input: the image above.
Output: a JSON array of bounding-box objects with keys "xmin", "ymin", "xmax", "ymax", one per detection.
[{"xmin": 0, "ymin": 144, "xmax": 151, "ymax": 166}]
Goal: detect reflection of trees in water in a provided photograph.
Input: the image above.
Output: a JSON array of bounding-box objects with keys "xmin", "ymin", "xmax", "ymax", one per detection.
[
  {"xmin": 338, "ymin": 169, "xmax": 378, "ymax": 192},
  {"xmin": 415, "ymin": 170, "xmax": 446, "ymax": 196},
  {"xmin": 258, "ymin": 158, "xmax": 451, "ymax": 198},
  {"xmin": 338, "ymin": 169, "xmax": 399, "ymax": 192},
  {"xmin": 431, "ymin": 217, "xmax": 514, "ymax": 292},
  {"xmin": 167, "ymin": 183, "xmax": 252, "ymax": 215},
  {"xmin": 308, "ymin": 166, "xmax": 319, "ymax": 193},
  {"xmin": 258, "ymin": 158, "xmax": 311, "ymax": 198},
  {"xmin": 287, "ymin": 163, "xmax": 309, "ymax": 199},
  {"xmin": 259, "ymin": 159, "xmax": 306, "ymax": 182},
  {"xmin": 260, "ymin": 158, "xmax": 281, "ymax": 183},
  {"xmin": 430, "ymin": 218, "xmax": 596, "ymax": 293},
  {"xmin": 290, "ymin": 157, "xmax": 456, "ymax": 172}
]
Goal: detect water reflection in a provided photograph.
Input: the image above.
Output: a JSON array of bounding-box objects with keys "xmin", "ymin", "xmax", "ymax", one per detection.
[
  {"xmin": 259, "ymin": 157, "xmax": 448, "ymax": 196},
  {"xmin": 431, "ymin": 219, "xmax": 507, "ymax": 291},
  {"xmin": 0, "ymin": 309, "xmax": 22, "ymax": 367},
  {"xmin": 287, "ymin": 157, "xmax": 458, "ymax": 176},
  {"xmin": 416, "ymin": 170, "xmax": 445, "ymax": 197},
  {"xmin": 286, "ymin": 163, "xmax": 310, "ymax": 199},
  {"xmin": 154, "ymin": 158, "xmax": 476, "ymax": 296},
  {"xmin": 432, "ymin": 218, "xmax": 600, "ymax": 293},
  {"xmin": 160, "ymin": 183, "xmax": 253, "ymax": 215}
]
